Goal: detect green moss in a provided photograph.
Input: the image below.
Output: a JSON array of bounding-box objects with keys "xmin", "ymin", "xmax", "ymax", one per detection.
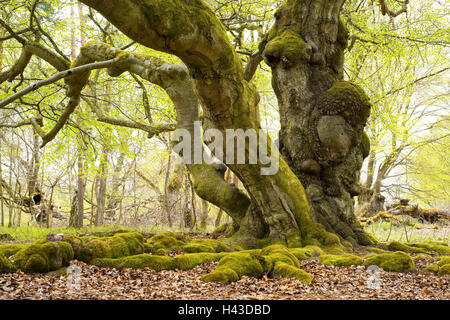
[
  {"xmin": 321, "ymin": 81, "xmax": 371, "ymax": 126},
  {"xmin": 201, "ymin": 267, "xmax": 239, "ymax": 284},
  {"xmin": 47, "ymin": 267, "xmax": 68, "ymax": 276},
  {"xmin": 336, "ymin": 18, "xmax": 349, "ymax": 46},
  {"xmin": 212, "ymin": 223, "xmax": 234, "ymax": 236},
  {"xmin": 361, "ymin": 131, "xmax": 371, "ymax": 159},
  {"xmin": 423, "ymin": 264, "xmax": 439, "ymax": 273},
  {"xmin": 199, "ymin": 244, "xmax": 314, "ymax": 284},
  {"xmin": 303, "ymin": 222, "xmax": 341, "ymax": 247},
  {"xmin": 320, "ymin": 254, "xmax": 363, "ymax": 267},
  {"xmin": 288, "ymin": 246, "xmax": 324, "ymax": 260},
  {"xmin": 93, "ymin": 254, "xmax": 176, "ymax": 271},
  {"xmin": 366, "ymin": 247, "xmax": 388, "ymax": 254},
  {"xmin": 364, "ymin": 251, "xmax": 415, "ymax": 272},
  {"xmin": 201, "ymin": 251, "xmax": 264, "ymax": 284},
  {"xmin": 173, "ymin": 252, "xmax": 226, "ymax": 270},
  {"xmin": 437, "ymin": 256, "xmax": 450, "ymax": 267},
  {"xmin": 287, "ymin": 248, "xmax": 308, "ymax": 260},
  {"xmin": 386, "ymin": 241, "xmax": 428, "ymax": 254},
  {"xmin": 262, "ymin": 29, "xmax": 310, "ymax": 66},
  {"xmin": 181, "ymin": 238, "xmax": 230, "ymax": 253},
  {"xmin": 413, "ymin": 253, "xmax": 434, "ymax": 262},
  {"xmin": 261, "ymin": 245, "xmax": 300, "ymax": 269},
  {"xmin": 65, "ymin": 232, "xmax": 146, "ymax": 262},
  {"xmin": 11, "ymin": 241, "xmax": 74, "ymax": 273},
  {"xmin": 113, "ymin": 232, "xmax": 145, "ymax": 255},
  {"xmin": 438, "ymin": 264, "xmax": 450, "ymax": 275},
  {"xmin": 407, "ymin": 241, "xmax": 450, "ymax": 255},
  {"xmin": 148, "ymin": 232, "xmax": 184, "ymax": 255},
  {"xmin": 0, "ymin": 254, "xmax": 16, "ymax": 273},
  {"xmin": 106, "ymin": 236, "xmax": 131, "ymax": 257},
  {"xmin": 273, "ymin": 261, "xmax": 312, "ymax": 283},
  {"xmin": 325, "ymin": 81, "xmax": 369, "ymax": 105},
  {"xmin": 0, "ymin": 244, "xmax": 27, "ymax": 257},
  {"xmin": 78, "ymin": 239, "xmax": 110, "ymax": 262},
  {"xmin": 182, "ymin": 242, "xmax": 215, "ymax": 253}
]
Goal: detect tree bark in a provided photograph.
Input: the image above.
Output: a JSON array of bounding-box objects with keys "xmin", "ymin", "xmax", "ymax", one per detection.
[{"xmin": 259, "ymin": 0, "xmax": 373, "ymax": 245}]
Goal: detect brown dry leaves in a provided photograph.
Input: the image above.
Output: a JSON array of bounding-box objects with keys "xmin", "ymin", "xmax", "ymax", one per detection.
[{"xmin": 0, "ymin": 258, "xmax": 448, "ymax": 300}]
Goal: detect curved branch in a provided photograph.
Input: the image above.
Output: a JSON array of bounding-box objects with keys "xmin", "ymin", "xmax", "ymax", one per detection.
[
  {"xmin": 0, "ymin": 59, "xmax": 119, "ymax": 108},
  {"xmin": 378, "ymin": 0, "xmax": 409, "ymax": 17},
  {"xmin": 0, "ymin": 43, "xmax": 70, "ymax": 85}
]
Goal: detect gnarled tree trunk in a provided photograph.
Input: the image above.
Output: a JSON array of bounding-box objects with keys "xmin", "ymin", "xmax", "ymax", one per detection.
[
  {"xmin": 78, "ymin": 0, "xmax": 373, "ymax": 248},
  {"xmin": 259, "ymin": 0, "xmax": 372, "ymax": 245}
]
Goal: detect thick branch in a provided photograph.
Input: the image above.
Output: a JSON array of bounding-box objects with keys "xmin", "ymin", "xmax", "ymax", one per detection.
[{"xmin": 378, "ymin": 0, "xmax": 409, "ymax": 17}]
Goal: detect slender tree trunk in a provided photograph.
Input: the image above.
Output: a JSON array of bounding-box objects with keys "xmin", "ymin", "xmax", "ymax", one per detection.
[
  {"xmin": 106, "ymin": 151, "xmax": 125, "ymax": 214},
  {"xmin": 8, "ymin": 134, "xmax": 15, "ymax": 227},
  {"xmin": 69, "ymin": 191, "xmax": 78, "ymax": 228},
  {"xmin": 200, "ymin": 199, "xmax": 209, "ymax": 230},
  {"xmin": 72, "ymin": 2, "xmax": 86, "ymax": 228},
  {"xmin": 164, "ymin": 136, "xmax": 173, "ymax": 227},
  {"xmin": 95, "ymin": 157, "xmax": 107, "ymax": 226},
  {"xmin": 0, "ymin": 39, "xmax": 4, "ymax": 227}
]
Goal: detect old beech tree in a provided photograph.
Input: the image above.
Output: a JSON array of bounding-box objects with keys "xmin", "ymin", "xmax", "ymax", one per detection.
[{"xmin": 1, "ymin": 0, "xmax": 380, "ymax": 247}]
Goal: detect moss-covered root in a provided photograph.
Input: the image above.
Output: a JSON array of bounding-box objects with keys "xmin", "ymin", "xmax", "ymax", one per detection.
[
  {"xmin": 10, "ymin": 241, "xmax": 74, "ymax": 273},
  {"xmin": 439, "ymin": 264, "xmax": 450, "ymax": 275},
  {"xmin": 146, "ymin": 232, "xmax": 186, "ymax": 255},
  {"xmin": 425, "ymin": 256, "xmax": 450, "ymax": 275},
  {"xmin": 272, "ymin": 262, "xmax": 312, "ymax": 283},
  {"xmin": 201, "ymin": 252, "xmax": 263, "ymax": 283},
  {"xmin": 92, "ymin": 252, "xmax": 226, "ymax": 271},
  {"xmin": 424, "ymin": 264, "xmax": 439, "ymax": 273},
  {"xmin": 384, "ymin": 241, "xmax": 428, "ymax": 254},
  {"xmin": 93, "ymin": 254, "xmax": 176, "ymax": 271},
  {"xmin": 63, "ymin": 231, "xmax": 145, "ymax": 262},
  {"xmin": 0, "ymin": 244, "xmax": 27, "ymax": 258},
  {"xmin": 146, "ymin": 231, "xmax": 230, "ymax": 255},
  {"xmin": 0, "ymin": 254, "xmax": 16, "ymax": 273},
  {"xmin": 406, "ymin": 241, "xmax": 450, "ymax": 255},
  {"xmin": 201, "ymin": 245, "xmax": 312, "ymax": 284},
  {"xmin": 364, "ymin": 251, "xmax": 415, "ymax": 272},
  {"xmin": 319, "ymin": 254, "xmax": 363, "ymax": 267}
]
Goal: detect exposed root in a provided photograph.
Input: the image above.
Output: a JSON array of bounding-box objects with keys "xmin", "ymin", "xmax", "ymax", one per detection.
[{"xmin": 0, "ymin": 231, "xmax": 448, "ymax": 284}]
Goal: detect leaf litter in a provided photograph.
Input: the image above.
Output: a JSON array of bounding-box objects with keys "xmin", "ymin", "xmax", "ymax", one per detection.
[{"xmin": 0, "ymin": 257, "xmax": 448, "ymax": 300}]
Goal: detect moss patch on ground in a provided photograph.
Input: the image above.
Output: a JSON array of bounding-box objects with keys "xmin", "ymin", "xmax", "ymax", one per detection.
[
  {"xmin": 364, "ymin": 251, "xmax": 415, "ymax": 272},
  {"xmin": 405, "ymin": 241, "xmax": 450, "ymax": 255},
  {"xmin": 1, "ymin": 231, "xmax": 447, "ymax": 284},
  {"xmin": 63, "ymin": 232, "xmax": 145, "ymax": 262},
  {"xmin": 0, "ymin": 244, "xmax": 27, "ymax": 257},
  {"xmin": 384, "ymin": 241, "xmax": 428, "ymax": 254},
  {"xmin": 320, "ymin": 254, "xmax": 363, "ymax": 267},
  {"xmin": 437, "ymin": 256, "xmax": 450, "ymax": 267},
  {"xmin": 201, "ymin": 244, "xmax": 312, "ymax": 284},
  {"xmin": 0, "ymin": 254, "xmax": 16, "ymax": 273},
  {"xmin": 92, "ymin": 252, "xmax": 227, "ymax": 272},
  {"xmin": 146, "ymin": 231, "xmax": 230, "ymax": 255},
  {"xmin": 438, "ymin": 264, "xmax": 450, "ymax": 275},
  {"xmin": 424, "ymin": 264, "xmax": 439, "ymax": 273},
  {"xmin": 424, "ymin": 257, "xmax": 450, "ymax": 274},
  {"xmin": 11, "ymin": 241, "xmax": 74, "ymax": 273}
]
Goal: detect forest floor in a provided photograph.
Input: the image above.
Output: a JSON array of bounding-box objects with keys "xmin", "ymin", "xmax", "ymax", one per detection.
[
  {"xmin": 0, "ymin": 255, "xmax": 448, "ymax": 300},
  {"xmin": 0, "ymin": 220, "xmax": 449, "ymax": 300}
]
